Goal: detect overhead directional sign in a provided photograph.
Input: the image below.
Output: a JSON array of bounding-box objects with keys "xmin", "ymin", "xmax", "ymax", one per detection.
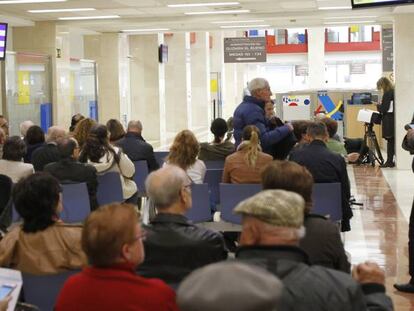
[{"xmin": 224, "ymin": 37, "xmax": 267, "ymax": 63}]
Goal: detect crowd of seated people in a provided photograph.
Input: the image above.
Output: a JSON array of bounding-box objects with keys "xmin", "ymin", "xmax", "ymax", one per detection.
[{"xmin": 0, "ymin": 97, "xmax": 398, "ymax": 310}]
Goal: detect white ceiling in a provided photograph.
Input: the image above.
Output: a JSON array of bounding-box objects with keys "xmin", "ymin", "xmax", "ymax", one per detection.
[{"xmin": 0, "ymin": 0, "xmax": 405, "ymax": 32}]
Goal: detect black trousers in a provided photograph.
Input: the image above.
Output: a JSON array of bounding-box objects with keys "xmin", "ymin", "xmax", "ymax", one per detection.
[
  {"xmin": 409, "ymin": 199, "xmax": 414, "ymax": 280},
  {"xmin": 385, "ymin": 137, "xmax": 395, "ymax": 164}
]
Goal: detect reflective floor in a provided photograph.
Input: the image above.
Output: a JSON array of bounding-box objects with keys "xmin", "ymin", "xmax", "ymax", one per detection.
[{"xmin": 346, "ymin": 165, "xmax": 414, "ymax": 310}]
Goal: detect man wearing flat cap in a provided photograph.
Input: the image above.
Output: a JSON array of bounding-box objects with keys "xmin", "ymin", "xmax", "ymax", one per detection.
[{"xmin": 235, "ymin": 190, "xmax": 393, "ymax": 311}]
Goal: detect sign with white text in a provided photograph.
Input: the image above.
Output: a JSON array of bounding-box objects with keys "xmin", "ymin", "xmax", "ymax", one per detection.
[{"xmin": 224, "ymin": 37, "xmax": 267, "ymax": 63}]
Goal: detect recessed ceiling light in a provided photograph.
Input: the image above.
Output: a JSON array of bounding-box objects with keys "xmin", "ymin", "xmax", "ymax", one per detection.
[
  {"xmin": 185, "ymin": 9, "xmax": 250, "ymax": 15},
  {"xmin": 211, "ymin": 19, "xmax": 264, "ymax": 24},
  {"xmin": 318, "ymin": 6, "xmax": 352, "ymax": 10},
  {"xmin": 122, "ymin": 28, "xmax": 170, "ymax": 32},
  {"xmin": 58, "ymin": 15, "xmax": 120, "ymax": 20},
  {"xmin": 168, "ymin": 2, "xmax": 239, "ymax": 7},
  {"xmin": 220, "ymin": 24, "xmax": 270, "ymax": 28},
  {"xmin": 323, "ymin": 15, "xmax": 377, "ymax": 19},
  {"xmin": 28, "ymin": 8, "xmax": 95, "ymax": 13},
  {"xmin": 0, "ymin": 0, "xmax": 66, "ymax": 3},
  {"xmin": 324, "ymin": 20, "xmax": 375, "ymax": 24}
]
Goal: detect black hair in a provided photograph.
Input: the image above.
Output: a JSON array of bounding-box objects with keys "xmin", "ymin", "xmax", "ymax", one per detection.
[
  {"xmin": 210, "ymin": 118, "xmax": 228, "ymax": 143},
  {"xmin": 26, "ymin": 125, "xmax": 45, "ymax": 145},
  {"xmin": 13, "ymin": 173, "xmax": 61, "ymax": 233},
  {"xmin": 79, "ymin": 124, "xmax": 120, "ymax": 165},
  {"xmin": 69, "ymin": 113, "xmax": 85, "ymax": 132},
  {"xmin": 57, "ymin": 138, "xmax": 77, "ymax": 159},
  {"xmin": 3, "ymin": 136, "xmax": 27, "ymax": 161}
]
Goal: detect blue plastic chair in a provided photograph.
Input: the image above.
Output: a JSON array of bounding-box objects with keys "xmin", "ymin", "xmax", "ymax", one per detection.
[
  {"xmin": 204, "ymin": 169, "xmax": 223, "ymax": 210},
  {"xmin": 133, "ymin": 161, "xmax": 149, "ymax": 197},
  {"xmin": 60, "ymin": 183, "xmax": 90, "ymax": 223},
  {"xmin": 185, "ymin": 184, "xmax": 213, "ymax": 223},
  {"xmin": 312, "ymin": 182, "xmax": 342, "ymax": 222},
  {"xmin": 219, "ymin": 183, "xmax": 262, "ymax": 224},
  {"xmin": 96, "ymin": 172, "xmax": 124, "ymax": 206},
  {"xmin": 23, "ymin": 270, "xmax": 79, "ymax": 311},
  {"xmin": 154, "ymin": 151, "xmax": 169, "ymax": 167},
  {"xmin": 204, "ymin": 161, "xmax": 225, "ymax": 170}
]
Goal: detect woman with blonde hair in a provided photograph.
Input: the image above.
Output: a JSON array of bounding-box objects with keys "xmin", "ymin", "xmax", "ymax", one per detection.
[
  {"xmin": 72, "ymin": 118, "xmax": 96, "ymax": 149},
  {"xmin": 376, "ymin": 76, "xmax": 395, "ymax": 167},
  {"xmin": 166, "ymin": 130, "xmax": 206, "ymax": 184},
  {"xmin": 222, "ymin": 125, "xmax": 273, "ymax": 184}
]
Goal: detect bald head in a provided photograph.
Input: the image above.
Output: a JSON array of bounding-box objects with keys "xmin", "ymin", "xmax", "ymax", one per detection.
[
  {"xmin": 20, "ymin": 120, "xmax": 35, "ymax": 137},
  {"xmin": 127, "ymin": 120, "xmax": 143, "ymax": 134},
  {"xmin": 46, "ymin": 126, "xmax": 67, "ymax": 143},
  {"xmin": 145, "ymin": 165, "xmax": 190, "ymax": 210}
]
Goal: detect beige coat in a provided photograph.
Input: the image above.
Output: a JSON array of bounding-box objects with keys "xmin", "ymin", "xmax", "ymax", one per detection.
[
  {"xmin": 0, "ymin": 159, "xmax": 34, "ymax": 183},
  {"xmin": 0, "ymin": 223, "xmax": 87, "ymax": 275}
]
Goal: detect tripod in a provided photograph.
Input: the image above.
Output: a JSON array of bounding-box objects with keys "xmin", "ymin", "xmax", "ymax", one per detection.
[{"xmin": 360, "ymin": 123, "xmax": 384, "ymax": 167}]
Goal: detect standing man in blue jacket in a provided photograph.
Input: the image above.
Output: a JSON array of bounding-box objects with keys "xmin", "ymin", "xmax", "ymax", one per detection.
[{"xmin": 233, "ymin": 78, "xmax": 293, "ymax": 156}]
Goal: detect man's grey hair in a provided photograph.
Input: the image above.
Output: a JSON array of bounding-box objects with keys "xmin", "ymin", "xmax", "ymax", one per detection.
[
  {"xmin": 127, "ymin": 120, "xmax": 143, "ymax": 132},
  {"xmin": 306, "ymin": 121, "xmax": 328, "ymax": 139},
  {"xmin": 247, "ymin": 78, "xmax": 269, "ymax": 94},
  {"xmin": 46, "ymin": 126, "xmax": 67, "ymax": 143},
  {"xmin": 19, "ymin": 120, "xmax": 35, "ymax": 137},
  {"xmin": 145, "ymin": 165, "xmax": 189, "ymax": 209}
]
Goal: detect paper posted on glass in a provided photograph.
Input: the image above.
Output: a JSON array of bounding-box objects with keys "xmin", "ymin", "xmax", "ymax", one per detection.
[
  {"xmin": 0, "ymin": 268, "xmax": 22, "ymax": 311},
  {"xmin": 357, "ymin": 109, "xmax": 380, "ymax": 124}
]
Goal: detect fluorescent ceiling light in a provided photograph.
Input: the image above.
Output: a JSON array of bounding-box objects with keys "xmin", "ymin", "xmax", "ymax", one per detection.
[
  {"xmin": 324, "ymin": 20, "xmax": 375, "ymax": 24},
  {"xmin": 185, "ymin": 9, "xmax": 249, "ymax": 15},
  {"xmin": 324, "ymin": 15, "xmax": 377, "ymax": 19},
  {"xmin": 122, "ymin": 28, "xmax": 170, "ymax": 32},
  {"xmin": 28, "ymin": 8, "xmax": 95, "ymax": 13},
  {"xmin": 168, "ymin": 2, "xmax": 239, "ymax": 7},
  {"xmin": 0, "ymin": 0, "xmax": 66, "ymax": 3},
  {"xmin": 318, "ymin": 6, "xmax": 352, "ymax": 10},
  {"xmin": 59, "ymin": 15, "xmax": 120, "ymax": 20},
  {"xmin": 211, "ymin": 19, "xmax": 264, "ymax": 24},
  {"xmin": 220, "ymin": 24, "xmax": 270, "ymax": 28}
]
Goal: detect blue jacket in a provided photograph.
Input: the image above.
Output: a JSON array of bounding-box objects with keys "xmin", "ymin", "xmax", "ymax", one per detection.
[{"xmin": 233, "ymin": 95, "xmax": 291, "ymax": 151}]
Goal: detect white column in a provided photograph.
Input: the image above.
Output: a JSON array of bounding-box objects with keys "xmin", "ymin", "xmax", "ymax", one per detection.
[
  {"xmin": 307, "ymin": 27, "xmax": 325, "ymax": 89},
  {"xmin": 394, "ymin": 15, "xmax": 414, "ymax": 169},
  {"xmin": 191, "ymin": 32, "xmax": 210, "ymax": 135}
]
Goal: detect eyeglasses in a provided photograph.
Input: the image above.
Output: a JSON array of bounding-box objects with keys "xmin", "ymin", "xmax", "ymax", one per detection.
[
  {"xmin": 132, "ymin": 229, "xmax": 147, "ymax": 242},
  {"xmin": 183, "ymin": 183, "xmax": 192, "ymax": 192}
]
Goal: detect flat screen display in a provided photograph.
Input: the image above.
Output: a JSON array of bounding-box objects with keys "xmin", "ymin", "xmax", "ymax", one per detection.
[
  {"xmin": 0, "ymin": 23, "xmax": 8, "ymax": 61},
  {"xmin": 352, "ymin": 0, "xmax": 414, "ymax": 8}
]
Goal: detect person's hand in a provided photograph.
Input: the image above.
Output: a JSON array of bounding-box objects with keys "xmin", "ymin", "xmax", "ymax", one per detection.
[
  {"xmin": 352, "ymin": 261, "xmax": 385, "ymax": 285},
  {"xmin": 0, "ymin": 296, "xmax": 11, "ymax": 311},
  {"xmin": 347, "ymin": 152, "xmax": 360, "ymax": 163}
]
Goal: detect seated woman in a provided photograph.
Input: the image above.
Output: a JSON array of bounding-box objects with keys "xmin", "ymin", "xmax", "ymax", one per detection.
[
  {"xmin": 0, "ymin": 136, "xmax": 34, "ymax": 183},
  {"xmin": 69, "ymin": 113, "xmax": 85, "ymax": 133},
  {"xmin": 261, "ymin": 160, "xmax": 350, "ymax": 273},
  {"xmin": 79, "ymin": 124, "xmax": 137, "ymax": 203},
  {"xmin": 72, "ymin": 118, "xmax": 96, "ymax": 149},
  {"xmin": 222, "ymin": 125, "xmax": 273, "ymax": 184},
  {"xmin": 199, "ymin": 118, "xmax": 234, "ymax": 161},
  {"xmin": 0, "ymin": 173, "xmax": 87, "ymax": 274},
  {"xmin": 166, "ymin": 130, "xmax": 206, "ymax": 184},
  {"xmin": 106, "ymin": 119, "xmax": 126, "ymax": 144},
  {"xmin": 24, "ymin": 125, "xmax": 45, "ymax": 163}
]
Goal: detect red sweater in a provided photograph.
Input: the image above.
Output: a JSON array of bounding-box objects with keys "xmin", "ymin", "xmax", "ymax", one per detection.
[{"xmin": 55, "ymin": 263, "xmax": 179, "ymax": 311}]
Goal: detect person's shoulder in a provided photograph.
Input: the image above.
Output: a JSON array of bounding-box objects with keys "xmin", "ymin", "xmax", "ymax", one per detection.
[
  {"xmin": 142, "ymin": 277, "xmax": 175, "ymax": 293},
  {"xmin": 305, "ymin": 214, "xmax": 338, "ymax": 232},
  {"xmin": 260, "ymin": 152, "xmax": 273, "ymax": 161}
]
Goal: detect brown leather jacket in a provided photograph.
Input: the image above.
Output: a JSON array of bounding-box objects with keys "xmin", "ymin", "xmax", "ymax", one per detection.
[{"xmin": 0, "ymin": 223, "xmax": 87, "ymax": 274}]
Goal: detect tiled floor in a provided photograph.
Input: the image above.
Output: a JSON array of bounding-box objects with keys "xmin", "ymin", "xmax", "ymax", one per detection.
[{"xmin": 346, "ymin": 165, "xmax": 414, "ymax": 310}]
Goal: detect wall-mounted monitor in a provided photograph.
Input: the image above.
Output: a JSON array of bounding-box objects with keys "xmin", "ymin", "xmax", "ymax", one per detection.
[
  {"xmin": 158, "ymin": 44, "xmax": 168, "ymax": 63},
  {"xmin": 352, "ymin": 0, "xmax": 414, "ymax": 8},
  {"xmin": 0, "ymin": 23, "xmax": 8, "ymax": 61}
]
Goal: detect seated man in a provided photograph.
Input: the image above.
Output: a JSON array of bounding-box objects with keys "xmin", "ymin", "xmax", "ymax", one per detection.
[
  {"xmin": 262, "ymin": 160, "xmax": 350, "ymax": 272},
  {"xmin": 233, "ymin": 78, "xmax": 293, "ymax": 156},
  {"xmin": 55, "ymin": 203, "xmax": 178, "ymax": 311},
  {"xmin": 235, "ymin": 190, "xmax": 393, "ymax": 310},
  {"xmin": 289, "ymin": 121, "xmax": 353, "ymax": 231},
  {"xmin": 31, "ymin": 125, "xmax": 66, "ymax": 171},
  {"xmin": 138, "ymin": 165, "xmax": 228, "ymax": 286},
  {"xmin": 116, "ymin": 120, "xmax": 159, "ymax": 172},
  {"xmin": 45, "ymin": 137, "xmax": 98, "ymax": 211}
]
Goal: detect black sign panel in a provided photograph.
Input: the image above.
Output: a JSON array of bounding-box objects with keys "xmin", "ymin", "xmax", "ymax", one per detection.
[{"xmin": 224, "ymin": 37, "xmax": 267, "ymax": 63}]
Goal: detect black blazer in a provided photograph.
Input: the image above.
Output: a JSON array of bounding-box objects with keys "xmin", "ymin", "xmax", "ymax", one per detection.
[
  {"xmin": 377, "ymin": 89, "xmax": 395, "ymax": 139},
  {"xmin": 289, "ymin": 140, "xmax": 352, "ymax": 232},
  {"xmin": 116, "ymin": 132, "xmax": 159, "ymax": 172},
  {"xmin": 31, "ymin": 143, "xmax": 61, "ymax": 171}
]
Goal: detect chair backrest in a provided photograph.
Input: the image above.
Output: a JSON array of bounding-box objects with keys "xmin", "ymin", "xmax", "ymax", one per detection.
[
  {"xmin": 60, "ymin": 182, "xmax": 90, "ymax": 223},
  {"xmin": 154, "ymin": 151, "xmax": 169, "ymax": 167},
  {"xmin": 133, "ymin": 161, "xmax": 149, "ymax": 197},
  {"xmin": 185, "ymin": 183, "xmax": 212, "ymax": 223},
  {"xmin": 96, "ymin": 172, "xmax": 124, "ymax": 206},
  {"xmin": 22, "ymin": 270, "xmax": 79, "ymax": 311},
  {"xmin": 204, "ymin": 169, "xmax": 223, "ymax": 210},
  {"xmin": 312, "ymin": 182, "xmax": 342, "ymax": 222},
  {"xmin": 219, "ymin": 183, "xmax": 262, "ymax": 224},
  {"xmin": 204, "ymin": 161, "xmax": 225, "ymax": 170}
]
